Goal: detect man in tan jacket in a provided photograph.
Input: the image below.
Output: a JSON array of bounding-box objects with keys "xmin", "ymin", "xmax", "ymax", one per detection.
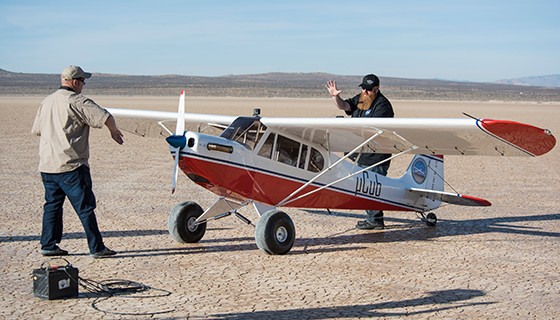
[{"xmin": 32, "ymin": 65, "xmax": 123, "ymax": 258}]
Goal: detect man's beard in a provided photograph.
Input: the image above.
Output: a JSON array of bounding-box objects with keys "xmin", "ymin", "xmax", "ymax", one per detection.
[{"xmin": 357, "ymin": 91, "xmax": 376, "ymax": 110}]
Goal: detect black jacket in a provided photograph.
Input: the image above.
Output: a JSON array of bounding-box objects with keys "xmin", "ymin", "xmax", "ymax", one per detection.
[{"xmin": 345, "ymin": 92, "xmax": 394, "ymax": 167}]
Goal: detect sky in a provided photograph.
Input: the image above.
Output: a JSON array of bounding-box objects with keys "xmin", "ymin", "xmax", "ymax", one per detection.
[{"xmin": 1, "ymin": 0, "xmax": 559, "ymax": 83}]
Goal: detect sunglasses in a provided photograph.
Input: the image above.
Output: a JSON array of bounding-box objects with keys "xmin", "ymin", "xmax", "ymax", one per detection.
[{"xmin": 75, "ymin": 78, "xmax": 85, "ymax": 84}]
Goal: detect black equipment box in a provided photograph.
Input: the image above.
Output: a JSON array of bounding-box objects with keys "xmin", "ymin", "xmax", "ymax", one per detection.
[{"xmin": 33, "ymin": 258, "xmax": 79, "ymax": 300}]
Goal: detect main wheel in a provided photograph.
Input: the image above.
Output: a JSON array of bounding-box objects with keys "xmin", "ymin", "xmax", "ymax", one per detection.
[
  {"xmin": 168, "ymin": 201, "xmax": 206, "ymax": 243},
  {"xmin": 425, "ymin": 212, "xmax": 437, "ymax": 227},
  {"xmin": 255, "ymin": 210, "xmax": 295, "ymax": 255}
]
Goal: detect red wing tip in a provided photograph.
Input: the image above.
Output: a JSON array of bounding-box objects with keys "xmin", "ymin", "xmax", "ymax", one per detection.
[
  {"xmin": 180, "ymin": 90, "xmax": 185, "ymax": 95},
  {"xmin": 462, "ymin": 195, "xmax": 492, "ymax": 206},
  {"xmin": 480, "ymin": 119, "xmax": 556, "ymax": 156}
]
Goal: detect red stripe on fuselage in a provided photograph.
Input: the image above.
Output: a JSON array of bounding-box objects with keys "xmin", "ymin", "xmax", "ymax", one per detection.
[{"xmin": 179, "ymin": 156, "xmax": 415, "ymax": 211}]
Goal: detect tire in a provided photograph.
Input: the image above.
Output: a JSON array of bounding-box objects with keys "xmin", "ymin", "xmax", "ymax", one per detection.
[
  {"xmin": 425, "ymin": 212, "xmax": 437, "ymax": 227},
  {"xmin": 168, "ymin": 201, "xmax": 206, "ymax": 243},
  {"xmin": 255, "ymin": 210, "xmax": 295, "ymax": 255}
]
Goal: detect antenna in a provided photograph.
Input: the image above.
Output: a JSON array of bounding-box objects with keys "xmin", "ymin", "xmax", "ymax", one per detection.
[{"xmin": 462, "ymin": 112, "xmax": 479, "ymax": 121}]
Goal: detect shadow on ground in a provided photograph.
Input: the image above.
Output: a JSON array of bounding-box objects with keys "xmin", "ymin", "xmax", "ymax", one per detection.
[
  {"xmin": 207, "ymin": 289, "xmax": 491, "ymax": 319},
  {"xmin": 5, "ymin": 213, "xmax": 559, "ymax": 256}
]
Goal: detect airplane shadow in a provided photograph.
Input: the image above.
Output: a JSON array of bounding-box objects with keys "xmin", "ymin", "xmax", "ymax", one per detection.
[
  {"xmin": 303, "ymin": 209, "xmax": 560, "ymax": 241},
  {"xmin": 205, "ymin": 289, "xmax": 492, "ymax": 320},
  {"xmin": 4, "ymin": 213, "xmax": 560, "ymax": 256}
]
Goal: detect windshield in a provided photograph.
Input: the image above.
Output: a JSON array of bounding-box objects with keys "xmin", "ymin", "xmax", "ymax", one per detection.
[{"xmin": 220, "ymin": 117, "xmax": 268, "ymax": 150}]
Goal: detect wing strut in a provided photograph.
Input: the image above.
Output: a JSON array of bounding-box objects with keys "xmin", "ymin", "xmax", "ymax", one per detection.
[
  {"xmin": 275, "ymin": 130, "xmax": 382, "ymax": 207},
  {"xmin": 277, "ymin": 146, "xmax": 417, "ymax": 208},
  {"xmin": 276, "ymin": 129, "xmax": 419, "ymax": 207}
]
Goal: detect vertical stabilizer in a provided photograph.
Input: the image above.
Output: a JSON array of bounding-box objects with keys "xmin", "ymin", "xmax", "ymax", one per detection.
[{"xmin": 401, "ymin": 154, "xmax": 445, "ymax": 210}]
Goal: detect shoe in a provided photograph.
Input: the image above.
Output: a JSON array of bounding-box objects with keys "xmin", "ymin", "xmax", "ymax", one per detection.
[
  {"xmin": 356, "ymin": 219, "xmax": 385, "ymax": 230},
  {"xmin": 40, "ymin": 246, "xmax": 69, "ymax": 256},
  {"xmin": 90, "ymin": 247, "xmax": 117, "ymax": 259}
]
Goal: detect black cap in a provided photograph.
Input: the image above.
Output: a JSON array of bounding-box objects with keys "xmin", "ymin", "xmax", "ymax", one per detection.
[{"xmin": 359, "ymin": 74, "xmax": 380, "ymax": 90}]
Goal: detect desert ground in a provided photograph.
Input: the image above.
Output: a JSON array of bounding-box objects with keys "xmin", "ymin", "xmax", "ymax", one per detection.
[{"xmin": 1, "ymin": 95, "xmax": 559, "ymax": 319}]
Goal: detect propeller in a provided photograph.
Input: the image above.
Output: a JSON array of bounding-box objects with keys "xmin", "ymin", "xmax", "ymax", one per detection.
[{"xmin": 166, "ymin": 90, "xmax": 186, "ymax": 194}]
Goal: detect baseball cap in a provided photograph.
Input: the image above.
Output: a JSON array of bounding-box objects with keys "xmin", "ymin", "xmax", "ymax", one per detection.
[
  {"xmin": 359, "ymin": 74, "xmax": 380, "ymax": 90},
  {"xmin": 61, "ymin": 65, "xmax": 92, "ymax": 81}
]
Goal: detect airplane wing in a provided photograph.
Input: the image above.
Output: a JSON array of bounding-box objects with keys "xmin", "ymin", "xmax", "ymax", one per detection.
[
  {"xmin": 106, "ymin": 108, "xmax": 236, "ymax": 137},
  {"xmin": 106, "ymin": 106, "xmax": 555, "ymax": 157},
  {"xmin": 260, "ymin": 117, "xmax": 556, "ymax": 157}
]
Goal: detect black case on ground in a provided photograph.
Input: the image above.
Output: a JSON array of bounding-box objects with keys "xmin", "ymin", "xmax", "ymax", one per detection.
[{"xmin": 33, "ymin": 258, "xmax": 79, "ymax": 300}]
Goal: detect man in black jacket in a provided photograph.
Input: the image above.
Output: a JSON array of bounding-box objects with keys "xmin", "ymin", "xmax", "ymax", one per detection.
[{"xmin": 325, "ymin": 74, "xmax": 394, "ymax": 229}]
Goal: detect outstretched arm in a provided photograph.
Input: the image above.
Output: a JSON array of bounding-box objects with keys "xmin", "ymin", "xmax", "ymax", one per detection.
[
  {"xmin": 325, "ymin": 80, "xmax": 350, "ymax": 111},
  {"xmin": 105, "ymin": 115, "xmax": 124, "ymax": 145}
]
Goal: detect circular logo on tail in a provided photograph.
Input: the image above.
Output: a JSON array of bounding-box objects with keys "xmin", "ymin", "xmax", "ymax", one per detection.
[{"xmin": 412, "ymin": 158, "xmax": 427, "ymax": 184}]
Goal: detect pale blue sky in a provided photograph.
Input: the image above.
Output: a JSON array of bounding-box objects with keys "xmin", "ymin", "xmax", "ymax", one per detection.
[{"xmin": 1, "ymin": 0, "xmax": 558, "ymax": 82}]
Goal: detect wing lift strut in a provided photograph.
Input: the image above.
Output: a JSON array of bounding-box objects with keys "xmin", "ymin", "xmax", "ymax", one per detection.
[{"xmin": 276, "ymin": 129, "xmax": 418, "ymax": 208}]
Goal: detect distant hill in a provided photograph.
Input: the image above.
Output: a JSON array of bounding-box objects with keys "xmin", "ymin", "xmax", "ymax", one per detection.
[
  {"xmin": 1, "ymin": 68, "xmax": 560, "ymax": 102},
  {"xmin": 494, "ymin": 74, "xmax": 560, "ymax": 87}
]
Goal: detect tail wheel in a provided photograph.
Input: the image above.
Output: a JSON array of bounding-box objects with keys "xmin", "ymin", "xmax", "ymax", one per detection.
[
  {"xmin": 255, "ymin": 210, "xmax": 295, "ymax": 255},
  {"xmin": 168, "ymin": 201, "xmax": 206, "ymax": 243}
]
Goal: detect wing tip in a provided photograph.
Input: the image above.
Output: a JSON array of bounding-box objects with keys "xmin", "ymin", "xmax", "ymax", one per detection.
[{"xmin": 480, "ymin": 119, "xmax": 556, "ymax": 156}]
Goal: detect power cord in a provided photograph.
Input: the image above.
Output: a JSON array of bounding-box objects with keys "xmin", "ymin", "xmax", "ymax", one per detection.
[
  {"xmin": 77, "ymin": 276, "xmax": 177, "ymax": 316},
  {"xmin": 61, "ymin": 267, "xmax": 177, "ymax": 316}
]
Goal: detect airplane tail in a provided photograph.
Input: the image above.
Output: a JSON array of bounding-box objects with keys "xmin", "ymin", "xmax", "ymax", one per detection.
[
  {"xmin": 403, "ymin": 154, "xmax": 445, "ymax": 192},
  {"xmin": 402, "ymin": 154, "xmax": 491, "ymax": 209}
]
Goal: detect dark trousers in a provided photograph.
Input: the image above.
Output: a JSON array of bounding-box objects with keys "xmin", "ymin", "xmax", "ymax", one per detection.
[
  {"xmin": 40, "ymin": 165, "xmax": 105, "ymax": 254},
  {"xmin": 363, "ymin": 162, "xmax": 390, "ymax": 222}
]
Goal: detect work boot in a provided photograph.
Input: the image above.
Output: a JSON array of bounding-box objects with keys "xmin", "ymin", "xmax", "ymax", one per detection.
[
  {"xmin": 40, "ymin": 246, "xmax": 69, "ymax": 256},
  {"xmin": 356, "ymin": 219, "xmax": 385, "ymax": 230},
  {"xmin": 90, "ymin": 247, "xmax": 117, "ymax": 259}
]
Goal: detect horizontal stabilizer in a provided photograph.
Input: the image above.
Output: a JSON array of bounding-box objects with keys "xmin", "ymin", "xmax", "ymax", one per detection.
[{"xmin": 408, "ymin": 188, "xmax": 491, "ymax": 207}]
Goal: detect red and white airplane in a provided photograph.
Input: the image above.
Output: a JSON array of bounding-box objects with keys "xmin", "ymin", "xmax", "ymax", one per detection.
[{"xmin": 107, "ymin": 91, "xmax": 556, "ymax": 255}]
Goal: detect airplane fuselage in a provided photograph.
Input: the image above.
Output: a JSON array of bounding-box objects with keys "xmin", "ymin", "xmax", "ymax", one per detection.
[{"xmin": 174, "ymin": 127, "xmax": 444, "ymax": 213}]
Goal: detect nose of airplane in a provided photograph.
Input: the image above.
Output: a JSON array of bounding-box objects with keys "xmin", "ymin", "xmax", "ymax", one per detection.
[{"xmin": 166, "ymin": 134, "xmax": 187, "ymax": 149}]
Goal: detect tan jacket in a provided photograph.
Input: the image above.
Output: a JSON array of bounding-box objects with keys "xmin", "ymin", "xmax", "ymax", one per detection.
[{"xmin": 32, "ymin": 88, "xmax": 109, "ymax": 173}]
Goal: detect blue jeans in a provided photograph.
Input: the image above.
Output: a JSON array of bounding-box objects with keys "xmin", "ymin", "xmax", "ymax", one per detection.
[
  {"xmin": 40, "ymin": 165, "xmax": 105, "ymax": 254},
  {"xmin": 362, "ymin": 163, "xmax": 390, "ymax": 222}
]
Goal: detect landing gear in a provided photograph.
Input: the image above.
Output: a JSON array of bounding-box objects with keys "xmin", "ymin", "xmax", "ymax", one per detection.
[
  {"xmin": 168, "ymin": 201, "xmax": 207, "ymax": 243},
  {"xmin": 424, "ymin": 212, "xmax": 437, "ymax": 227},
  {"xmin": 255, "ymin": 210, "xmax": 295, "ymax": 255}
]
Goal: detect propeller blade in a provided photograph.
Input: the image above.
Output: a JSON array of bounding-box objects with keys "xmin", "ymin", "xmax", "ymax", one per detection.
[
  {"xmin": 171, "ymin": 90, "xmax": 186, "ymax": 194},
  {"xmin": 171, "ymin": 147, "xmax": 180, "ymax": 194},
  {"xmin": 176, "ymin": 90, "xmax": 185, "ymax": 135}
]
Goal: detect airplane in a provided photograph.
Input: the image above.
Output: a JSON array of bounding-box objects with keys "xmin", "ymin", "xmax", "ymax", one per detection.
[{"xmin": 107, "ymin": 91, "xmax": 556, "ymax": 255}]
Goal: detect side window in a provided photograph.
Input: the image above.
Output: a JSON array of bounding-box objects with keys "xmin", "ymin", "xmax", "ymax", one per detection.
[
  {"xmin": 275, "ymin": 135, "xmax": 300, "ymax": 167},
  {"xmin": 257, "ymin": 133, "xmax": 322, "ymax": 173},
  {"xmin": 308, "ymin": 148, "xmax": 324, "ymax": 172},
  {"xmin": 257, "ymin": 133, "xmax": 275, "ymax": 159}
]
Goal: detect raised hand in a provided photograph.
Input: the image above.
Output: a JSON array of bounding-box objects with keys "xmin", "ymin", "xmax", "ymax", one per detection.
[{"xmin": 325, "ymin": 80, "xmax": 342, "ymax": 97}]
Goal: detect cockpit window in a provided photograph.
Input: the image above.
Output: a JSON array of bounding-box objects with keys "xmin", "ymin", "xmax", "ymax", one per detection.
[
  {"xmin": 256, "ymin": 132, "xmax": 324, "ymax": 172},
  {"xmin": 220, "ymin": 117, "xmax": 267, "ymax": 150},
  {"xmin": 308, "ymin": 148, "xmax": 324, "ymax": 172},
  {"xmin": 275, "ymin": 135, "xmax": 300, "ymax": 167},
  {"xmin": 257, "ymin": 133, "xmax": 275, "ymax": 159}
]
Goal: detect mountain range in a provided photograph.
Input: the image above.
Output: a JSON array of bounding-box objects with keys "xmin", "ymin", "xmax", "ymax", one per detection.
[
  {"xmin": 1, "ymin": 68, "xmax": 559, "ymax": 102},
  {"xmin": 494, "ymin": 74, "xmax": 560, "ymax": 87}
]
